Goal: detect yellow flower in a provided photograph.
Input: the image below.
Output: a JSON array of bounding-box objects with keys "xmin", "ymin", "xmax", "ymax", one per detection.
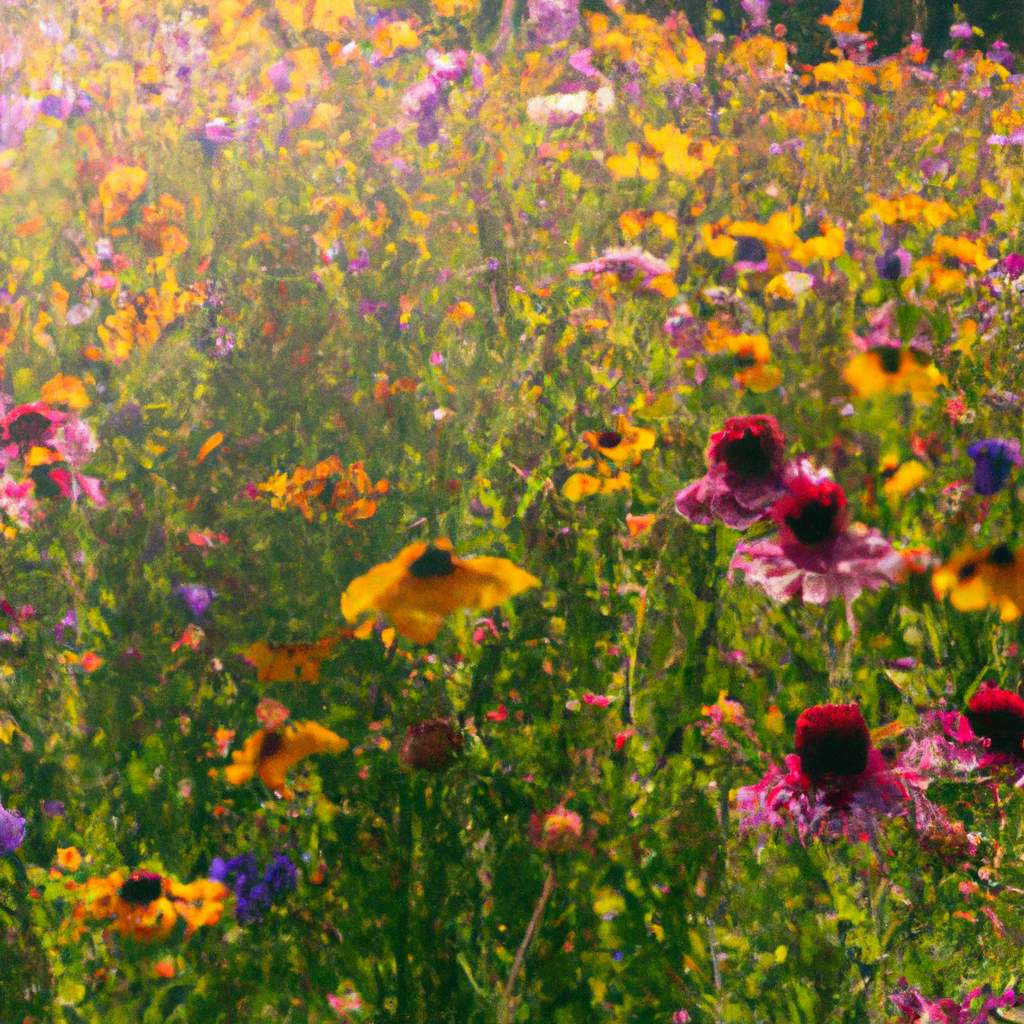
[
  {"xmin": 226, "ymin": 721, "xmax": 348, "ymax": 798},
  {"xmin": 582, "ymin": 416, "xmax": 656, "ymax": 464},
  {"xmin": 879, "ymin": 457, "xmax": 927, "ymax": 502},
  {"xmin": 340, "ymin": 540, "xmax": 539, "ymax": 644},
  {"xmin": 98, "ymin": 165, "xmax": 148, "ymax": 224},
  {"xmin": 40, "ymin": 374, "xmax": 91, "ymax": 410},
  {"xmin": 56, "ymin": 846, "xmax": 82, "ymax": 872},
  {"xmin": 933, "ymin": 544, "xmax": 1024, "ymax": 622},
  {"xmin": 562, "ymin": 470, "xmax": 632, "ymax": 503},
  {"xmin": 243, "ymin": 635, "xmax": 342, "ymax": 683},
  {"xmin": 932, "ymin": 235, "xmax": 997, "ymax": 273},
  {"xmin": 607, "ymin": 142, "xmax": 660, "ymax": 181},
  {"xmin": 843, "ymin": 347, "xmax": 945, "ymax": 404}
]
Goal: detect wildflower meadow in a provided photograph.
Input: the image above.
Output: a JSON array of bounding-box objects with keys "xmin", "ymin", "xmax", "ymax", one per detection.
[{"xmin": 3, "ymin": 0, "xmax": 1024, "ymax": 1020}]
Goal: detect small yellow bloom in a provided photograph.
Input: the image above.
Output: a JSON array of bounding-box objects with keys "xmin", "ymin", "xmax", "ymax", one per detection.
[
  {"xmin": 226, "ymin": 721, "xmax": 348, "ymax": 798},
  {"xmin": 340, "ymin": 540, "xmax": 539, "ymax": 644},
  {"xmin": 933, "ymin": 544, "xmax": 1024, "ymax": 622},
  {"xmin": 843, "ymin": 347, "xmax": 945, "ymax": 404},
  {"xmin": 98, "ymin": 165, "xmax": 148, "ymax": 224},
  {"xmin": 582, "ymin": 416, "xmax": 656, "ymax": 465},
  {"xmin": 880, "ymin": 457, "xmax": 927, "ymax": 502},
  {"xmin": 40, "ymin": 374, "xmax": 90, "ymax": 410},
  {"xmin": 56, "ymin": 846, "xmax": 82, "ymax": 872}
]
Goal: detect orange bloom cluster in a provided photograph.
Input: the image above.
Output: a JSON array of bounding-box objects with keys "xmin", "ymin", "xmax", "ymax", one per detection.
[
  {"xmin": 73, "ymin": 869, "xmax": 228, "ymax": 942},
  {"xmin": 257, "ymin": 457, "xmax": 388, "ymax": 525}
]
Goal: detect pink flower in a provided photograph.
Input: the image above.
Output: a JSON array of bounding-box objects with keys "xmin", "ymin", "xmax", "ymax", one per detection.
[
  {"xmin": 568, "ymin": 246, "xmax": 672, "ymax": 291},
  {"xmin": 729, "ymin": 463, "xmax": 902, "ymax": 621},
  {"xmin": 675, "ymin": 415, "xmax": 787, "ymax": 529},
  {"xmin": 1, "ymin": 403, "xmax": 65, "ymax": 451},
  {"xmin": 890, "ymin": 978, "xmax": 1021, "ymax": 1023},
  {"xmin": 582, "ymin": 692, "xmax": 613, "ymax": 708},
  {"xmin": 530, "ymin": 805, "xmax": 584, "ymax": 853},
  {"xmin": 737, "ymin": 703, "xmax": 908, "ymax": 842},
  {"xmin": 902, "ymin": 687, "xmax": 1024, "ymax": 788}
]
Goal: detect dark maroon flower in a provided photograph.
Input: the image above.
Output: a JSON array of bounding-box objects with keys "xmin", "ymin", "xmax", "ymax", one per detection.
[
  {"xmin": 771, "ymin": 473, "xmax": 847, "ymax": 546},
  {"xmin": 965, "ymin": 686, "xmax": 1024, "ymax": 755},
  {"xmin": 2, "ymin": 403, "xmax": 64, "ymax": 450},
  {"xmin": 675, "ymin": 415, "xmax": 787, "ymax": 529},
  {"xmin": 399, "ymin": 718, "xmax": 462, "ymax": 771},
  {"xmin": 119, "ymin": 871, "xmax": 164, "ymax": 905},
  {"xmin": 795, "ymin": 704, "xmax": 869, "ymax": 791}
]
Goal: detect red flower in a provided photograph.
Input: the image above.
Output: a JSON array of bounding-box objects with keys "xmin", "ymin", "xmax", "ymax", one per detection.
[
  {"xmin": 2, "ymin": 403, "xmax": 65, "ymax": 450},
  {"xmin": 965, "ymin": 686, "xmax": 1024, "ymax": 756},
  {"xmin": 771, "ymin": 474, "xmax": 847, "ymax": 547}
]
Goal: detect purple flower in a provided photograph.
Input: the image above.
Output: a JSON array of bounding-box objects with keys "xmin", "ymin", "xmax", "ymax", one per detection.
[
  {"xmin": 949, "ymin": 22, "xmax": 974, "ymax": 42},
  {"xmin": 264, "ymin": 853, "xmax": 298, "ymax": 897},
  {"xmin": 0, "ymin": 93, "xmax": 37, "ymax": 151},
  {"xmin": 426, "ymin": 49, "xmax": 469, "ymax": 85},
  {"xmin": 740, "ymin": 0, "xmax": 769, "ymax": 30},
  {"xmin": 174, "ymin": 584, "xmax": 217, "ymax": 620},
  {"xmin": 266, "ymin": 58, "xmax": 292, "ymax": 93},
  {"xmin": 527, "ymin": 0, "xmax": 580, "ymax": 45},
  {"xmin": 400, "ymin": 78, "xmax": 443, "ymax": 122},
  {"xmin": 212, "ymin": 851, "xmax": 297, "ymax": 924},
  {"xmin": 42, "ymin": 800, "xmax": 65, "ymax": 818},
  {"xmin": 967, "ymin": 438, "xmax": 1022, "ymax": 495},
  {"xmin": 876, "ymin": 247, "xmax": 911, "ymax": 281},
  {"xmin": 0, "ymin": 800, "xmax": 25, "ymax": 853}
]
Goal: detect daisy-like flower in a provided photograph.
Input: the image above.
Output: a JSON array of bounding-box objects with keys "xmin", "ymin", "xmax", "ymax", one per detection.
[
  {"xmin": 967, "ymin": 438, "xmax": 1022, "ymax": 496},
  {"xmin": 730, "ymin": 463, "xmax": 903, "ymax": 623},
  {"xmin": 890, "ymin": 978, "xmax": 1023, "ymax": 1023},
  {"xmin": 675, "ymin": 414, "xmax": 787, "ymax": 529},
  {"xmin": 582, "ymin": 415, "xmax": 656, "ymax": 465},
  {"xmin": 932, "ymin": 543, "xmax": 1024, "ymax": 621},
  {"xmin": 225, "ymin": 721, "xmax": 348, "ymax": 799},
  {"xmin": 340, "ymin": 539, "xmax": 539, "ymax": 644},
  {"xmin": 736, "ymin": 703, "xmax": 908, "ymax": 842},
  {"xmin": 74, "ymin": 869, "xmax": 228, "ymax": 942}
]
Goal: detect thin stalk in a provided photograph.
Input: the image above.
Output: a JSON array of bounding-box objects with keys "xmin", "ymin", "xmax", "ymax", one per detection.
[{"xmin": 498, "ymin": 864, "xmax": 556, "ymax": 1024}]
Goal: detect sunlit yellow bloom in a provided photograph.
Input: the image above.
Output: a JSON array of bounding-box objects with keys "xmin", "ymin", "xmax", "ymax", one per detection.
[
  {"xmin": 703, "ymin": 321, "xmax": 780, "ymax": 392},
  {"xmin": 791, "ymin": 223, "xmax": 845, "ymax": 265},
  {"xmin": 843, "ymin": 347, "xmax": 945, "ymax": 404},
  {"xmin": 765, "ymin": 272, "xmax": 814, "ymax": 300},
  {"xmin": 243, "ymin": 634, "xmax": 342, "ymax": 683},
  {"xmin": 933, "ymin": 544, "xmax": 1024, "ymax": 622},
  {"xmin": 607, "ymin": 142, "xmax": 660, "ymax": 181},
  {"xmin": 932, "ymin": 236, "xmax": 997, "ymax": 273},
  {"xmin": 879, "ymin": 456, "xmax": 927, "ymax": 502},
  {"xmin": 861, "ymin": 193, "xmax": 956, "ymax": 228},
  {"xmin": 726, "ymin": 208, "xmax": 801, "ymax": 253},
  {"xmin": 583, "ymin": 416, "xmax": 656, "ymax": 465},
  {"xmin": 226, "ymin": 721, "xmax": 348, "ymax": 797},
  {"xmin": 643, "ymin": 124, "xmax": 719, "ymax": 179},
  {"xmin": 40, "ymin": 374, "xmax": 90, "ymax": 410},
  {"xmin": 340, "ymin": 539, "xmax": 539, "ymax": 644}
]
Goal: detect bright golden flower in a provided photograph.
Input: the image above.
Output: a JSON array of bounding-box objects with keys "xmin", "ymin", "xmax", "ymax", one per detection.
[
  {"xmin": 74, "ymin": 869, "xmax": 228, "ymax": 942},
  {"xmin": 582, "ymin": 416, "xmax": 656, "ymax": 464},
  {"xmin": 879, "ymin": 456, "xmax": 928, "ymax": 502},
  {"xmin": 843, "ymin": 347, "xmax": 945, "ymax": 404},
  {"xmin": 225, "ymin": 721, "xmax": 348, "ymax": 798},
  {"xmin": 98, "ymin": 165, "xmax": 148, "ymax": 224},
  {"xmin": 933, "ymin": 544, "xmax": 1024, "ymax": 622},
  {"xmin": 340, "ymin": 539, "xmax": 539, "ymax": 644}
]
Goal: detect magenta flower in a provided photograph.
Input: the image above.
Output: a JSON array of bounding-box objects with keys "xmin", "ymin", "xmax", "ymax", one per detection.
[
  {"xmin": 675, "ymin": 415, "xmax": 787, "ymax": 529},
  {"xmin": 891, "ymin": 978, "xmax": 1022, "ymax": 1024},
  {"xmin": 737, "ymin": 703, "xmax": 908, "ymax": 842},
  {"xmin": 1, "ymin": 402, "xmax": 65, "ymax": 451},
  {"xmin": 729, "ymin": 463, "xmax": 903, "ymax": 623},
  {"xmin": 568, "ymin": 246, "xmax": 671, "ymax": 291},
  {"xmin": 662, "ymin": 302, "xmax": 704, "ymax": 358}
]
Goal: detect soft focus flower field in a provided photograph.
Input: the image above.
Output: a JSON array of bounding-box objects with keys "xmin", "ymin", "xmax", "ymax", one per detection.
[{"xmin": 2, "ymin": 0, "xmax": 1024, "ymax": 1020}]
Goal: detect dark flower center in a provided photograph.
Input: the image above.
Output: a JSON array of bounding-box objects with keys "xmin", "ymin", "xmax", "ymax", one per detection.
[
  {"xmin": 120, "ymin": 872, "xmax": 163, "ymax": 905},
  {"xmin": 796, "ymin": 708, "xmax": 870, "ymax": 781},
  {"xmin": 596, "ymin": 431, "xmax": 623, "ymax": 449},
  {"xmin": 966, "ymin": 692, "xmax": 1024, "ymax": 755},
  {"xmin": 785, "ymin": 499, "xmax": 840, "ymax": 545},
  {"xmin": 733, "ymin": 352, "xmax": 757, "ymax": 368},
  {"xmin": 720, "ymin": 430, "xmax": 771, "ymax": 479},
  {"xmin": 734, "ymin": 236, "xmax": 767, "ymax": 263},
  {"xmin": 957, "ymin": 561, "xmax": 979, "ymax": 581},
  {"xmin": 259, "ymin": 730, "xmax": 284, "ymax": 761},
  {"xmin": 877, "ymin": 347, "xmax": 902, "ymax": 374},
  {"xmin": 987, "ymin": 543, "xmax": 1015, "ymax": 566},
  {"xmin": 408, "ymin": 545, "xmax": 455, "ymax": 578},
  {"xmin": 30, "ymin": 463, "xmax": 68, "ymax": 499},
  {"xmin": 7, "ymin": 411, "xmax": 53, "ymax": 445}
]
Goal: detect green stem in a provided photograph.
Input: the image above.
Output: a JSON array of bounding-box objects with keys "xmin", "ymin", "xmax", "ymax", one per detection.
[{"xmin": 498, "ymin": 864, "xmax": 556, "ymax": 1024}]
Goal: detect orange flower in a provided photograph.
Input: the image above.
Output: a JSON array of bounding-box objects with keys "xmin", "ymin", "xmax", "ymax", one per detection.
[
  {"xmin": 56, "ymin": 846, "xmax": 82, "ymax": 872},
  {"xmin": 225, "ymin": 720, "xmax": 348, "ymax": 798},
  {"xmin": 340, "ymin": 539, "xmax": 539, "ymax": 644},
  {"xmin": 40, "ymin": 374, "xmax": 90, "ymax": 410},
  {"xmin": 243, "ymin": 635, "xmax": 341, "ymax": 683},
  {"xmin": 74, "ymin": 869, "xmax": 227, "ymax": 942},
  {"xmin": 98, "ymin": 165, "xmax": 148, "ymax": 224}
]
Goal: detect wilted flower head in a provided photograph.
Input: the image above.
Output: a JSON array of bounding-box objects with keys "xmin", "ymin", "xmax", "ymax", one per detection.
[
  {"xmin": 530, "ymin": 805, "xmax": 584, "ymax": 853},
  {"xmin": 399, "ymin": 718, "xmax": 462, "ymax": 771},
  {"xmin": 967, "ymin": 438, "xmax": 1021, "ymax": 495}
]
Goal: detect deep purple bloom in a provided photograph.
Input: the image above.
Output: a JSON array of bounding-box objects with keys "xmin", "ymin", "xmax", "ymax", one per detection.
[
  {"xmin": 264, "ymin": 853, "xmax": 298, "ymax": 897},
  {"xmin": 967, "ymin": 438, "xmax": 1022, "ymax": 495},
  {"xmin": 41, "ymin": 800, "xmax": 65, "ymax": 818},
  {"xmin": 527, "ymin": 0, "xmax": 580, "ymax": 45},
  {"xmin": 876, "ymin": 247, "xmax": 911, "ymax": 281},
  {"xmin": 0, "ymin": 800, "xmax": 25, "ymax": 853},
  {"xmin": 174, "ymin": 584, "xmax": 217, "ymax": 620},
  {"xmin": 212, "ymin": 851, "xmax": 297, "ymax": 924}
]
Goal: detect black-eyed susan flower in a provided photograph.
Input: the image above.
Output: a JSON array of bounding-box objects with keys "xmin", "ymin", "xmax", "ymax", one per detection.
[
  {"xmin": 582, "ymin": 415, "xmax": 655, "ymax": 464},
  {"xmin": 74, "ymin": 869, "xmax": 228, "ymax": 942},
  {"xmin": 703, "ymin": 321, "xmax": 781, "ymax": 392},
  {"xmin": 340, "ymin": 539, "xmax": 539, "ymax": 644},
  {"xmin": 932, "ymin": 543, "xmax": 1024, "ymax": 621},
  {"xmin": 225, "ymin": 720, "xmax": 348, "ymax": 798},
  {"xmin": 879, "ymin": 454, "xmax": 928, "ymax": 503},
  {"xmin": 843, "ymin": 344, "xmax": 945, "ymax": 404}
]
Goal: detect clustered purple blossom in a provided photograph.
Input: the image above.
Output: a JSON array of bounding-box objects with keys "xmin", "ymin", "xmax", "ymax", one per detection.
[
  {"xmin": 0, "ymin": 798, "xmax": 25, "ymax": 854},
  {"xmin": 527, "ymin": 0, "xmax": 580, "ymax": 46},
  {"xmin": 209, "ymin": 852, "xmax": 298, "ymax": 924},
  {"xmin": 399, "ymin": 49, "xmax": 471, "ymax": 145}
]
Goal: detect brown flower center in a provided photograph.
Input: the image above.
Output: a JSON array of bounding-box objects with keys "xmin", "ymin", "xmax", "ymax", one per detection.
[
  {"xmin": 877, "ymin": 347, "xmax": 902, "ymax": 375},
  {"xmin": 720, "ymin": 430, "xmax": 771, "ymax": 478},
  {"xmin": 596, "ymin": 431, "xmax": 623, "ymax": 449},
  {"xmin": 120, "ymin": 872, "xmax": 163, "ymax": 905},
  {"xmin": 408, "ymin": 545, "xmax": 456, "ymax": 578}
]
